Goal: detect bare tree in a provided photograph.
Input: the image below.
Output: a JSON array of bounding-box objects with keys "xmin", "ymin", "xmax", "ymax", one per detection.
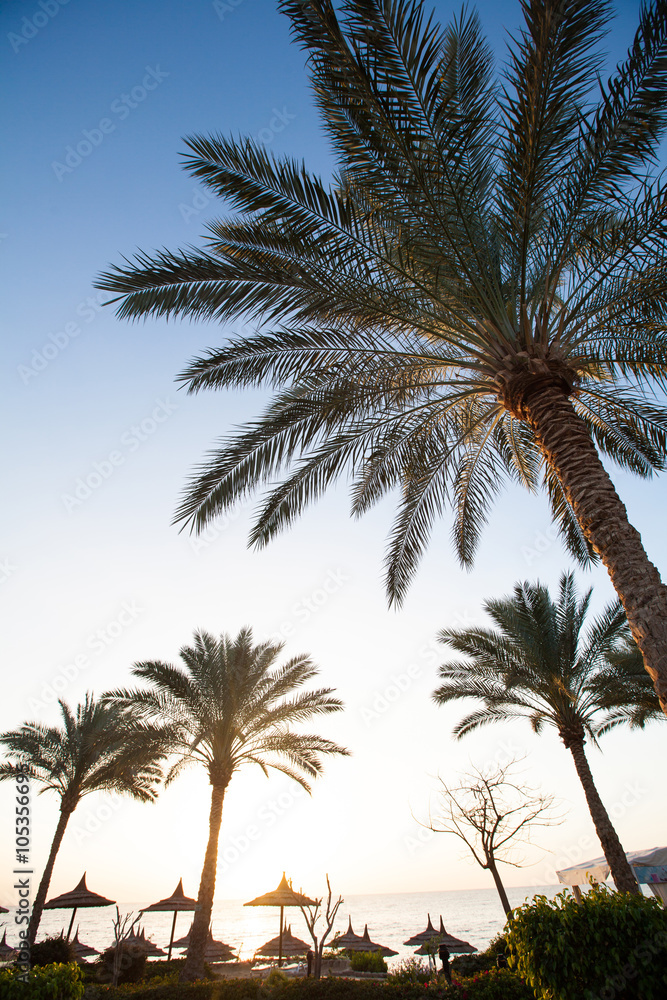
[
  {"xmin": 425, "ymin": 759, "xmax": 560, "ymax": 916},
  {"xmin": 299, "ymin": 875, "xmax": 344, "ymax": 979}
]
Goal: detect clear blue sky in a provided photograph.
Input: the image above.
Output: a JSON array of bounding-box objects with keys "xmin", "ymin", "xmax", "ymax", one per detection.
[{"xmin": 1, "ymin": 0, "xmax": 664, "ymax": 910}]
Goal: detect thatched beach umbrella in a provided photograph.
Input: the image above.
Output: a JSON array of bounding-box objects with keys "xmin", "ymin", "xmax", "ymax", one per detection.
[
  {"xmin": 203, "ymin": 931, "xmax": 236, "ymax": 962},
  {"xmin": 255, "ymin": 924, "xmax": 309, "ymax": 960},
  {"xmin": 332, "ymin": 918, "xmax": 366, "ymax": 949},
  {"xmin": 43, "ymin": 873, "xmax": 115, "ymax": 940},
  {"xmin": 0, "ymin": 905, "xmax": 9, "ymax": 914},
  {"xmin": 414, "ymin": 919, "xmax": 476, "ymax": 956},
  {"xmin": 141, "ymin": 878, "xmax": 200, "ymax": 961},
  {"xmin": 244, "ymin": 873, "xmax": 315, "ymax": 966},
  {"xmin": 404, "ymin": 914, "xmax": 440, "ymax": 946},
  {"xmin": 71, "ymin": 928, "xmax": 99, "ymax": 961},
  {"xmin": 170, "ymin": 923, "xmax": 236, "ymax": 962},
  {"xmin": 0, "ymin": 929, "xmax": 17, "ymax": 961},
  {"xmin": 335, "ymin": 924, "xmax": 396, "ymax": 956}
]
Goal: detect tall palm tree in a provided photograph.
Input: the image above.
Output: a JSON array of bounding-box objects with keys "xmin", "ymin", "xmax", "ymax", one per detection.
[
  {"xmin": 107, "ymin": 627, "xmax": 349, "ymax": 982},
  {"xmin": 432, "ymin": 572, "xmax": 663, "ymax": 894},
  {"xmin": 0, "ymin": 695, "xmax": 163, "ymax": 945},
  {"xmin": 97, "ymin": 0, "xmax": 667, "ymax": 714}
]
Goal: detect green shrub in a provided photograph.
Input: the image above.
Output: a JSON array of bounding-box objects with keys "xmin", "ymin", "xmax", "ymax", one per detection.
[
  {"xmin": 348, "ymin": 952, "xmax": 387, "ymax": 973},
  {"xmin": 30, "ymin": 935, "xmax": 78, "ymax": 968},
  {"xmin": 505, "ymin": 883, "xmax": 667, "ymax": 999},
  {"xmin": 75, "ymin": 973, "xmax": 532, "ymax": 1000},
  {"xmin": 0, "ymin": 961, "xmax": 83, "ymax": 999},
  {"xmin": 95, "ymin": 944, "xmax": 148, "ymax": 985},
  {"xmin": 387, "ymin": 957, "xmax": 431, "ymax": 984},
  {"xmin": 451, "ymin": 934, "xmax": 506, "ymax": 977}
]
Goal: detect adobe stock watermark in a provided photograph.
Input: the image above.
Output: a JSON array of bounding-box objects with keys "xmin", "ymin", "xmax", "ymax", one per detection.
[
  {"xmin": 360, "ymin": 640, "xmax": 439, "ymax": 727},
  {"xmin": 403, "ymin": 738, "xmax": 525, "ymax": 856},
  {"xmin": 17, "ymin": 291, "xmax": 109, "ymax": 385},
  {"xmin": 269, "ymin": 568, "xmax": 351, "ymax": 644},
  {"xmin": 0, "ymin": 558, "xmax": 16, "ymax": 584},
  {"xmin": 188, "ymin": 494, "xmax": 256, "ymax": 554},
  {"xmin": 521, "ymin": 524, "xmax": 559, "ymax": 567},
  {"xmin": 212, "ymin": 0, "xmax": 246, "ymax": 22},
  {"xmin": 51, "ymin": 65, "xmax": 169, "ymax": 181},
  {"xmin": 26, "ymin": 600, "xmax": 144, "ymax": 713},
  {"xmin": 218, "ymin": 783, "xmax": 307, "ymax": 875},
  {"xmin": 14, "ymin": 766, "xmax": 32, "ymax": 981},
  {"xmin": 70, "ymin": 791, "xmax": 123, "ymax": 846},
  {"xmin": 61, "ymin": 397, "xmax": 178, "ymax": 513},
  {"xmin": 360, "ymin": 609, "xmax": 480, "ymax": 727},
  {"xmin": 8, "ymin": 0, "xmax": 71, "ymax": 54},
  {"xmin": 178, "ymin": 108, "xmax": 296, "ymax": 224}
]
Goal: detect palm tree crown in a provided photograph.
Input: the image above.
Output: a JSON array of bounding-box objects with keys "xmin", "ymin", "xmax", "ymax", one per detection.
[
  {"xmin": 96, "ymin": 0, "xmax": 667, "ymax": 711},
  {"xmin": 433, "ymin": 572, "xmax": 662, "ymax": 892},
  {"xmin": 0, "ymin": 694, "xmax": 164, "ymax": 943},
  {"xmin": 107, "ymin": 626, "xmax": 349, "ymax": 982},
  {"xmin": 0, "ymin": 695, "xmax": 162, "ymax": 806},
  {"xmin": 110, "ymin": 627, "xmax": 348, "ymax": 790}
]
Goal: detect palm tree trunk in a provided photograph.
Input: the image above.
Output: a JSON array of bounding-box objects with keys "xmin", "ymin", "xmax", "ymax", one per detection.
[
  {"xmin": 486, "ymin": 857, "xmax": 512, "ymax": 916},
  {"xmin": 27, "ymin": 804, "xmax": 74, "ymax": 946},
  {"xmin": 520, "ymin": 383, "xmax": 667, "ymax": 716},
  {"xmin": 565, "ymin": 736, "xmax": 639, "ymax": 894},
  {"xmin": 181, "ymin": 783, "xmax": 226, "ymax": 982}
]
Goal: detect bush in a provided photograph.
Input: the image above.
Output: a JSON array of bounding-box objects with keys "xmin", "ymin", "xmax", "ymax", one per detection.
[
  {"xmin": 451, "ymin": 934, "xmax": 506, "ymax": 977},
  {"xmin": 75, "ymin": 972, "xmax": 532, "ymax": 1000},
  {"xmin": 96, "ymin": 944, "xmax": 148, "ymax": 984},
  {"xmin": 0, "ymin": 961, "xmax": 83, "ymax": 999},
  {"xmin": 387, "ymin": 957, "xmax": 431, "ymax": 984},
  {"xmin": 30, "ymin": 935, "xmax": 78, "ymax": 968},
  {"xmin": 505, "ymin": 883, "xmax": 667, "ymax": 999},
  {"xmin": 348, "ymin": 952, "xmax": 387, "ymax": 973}
]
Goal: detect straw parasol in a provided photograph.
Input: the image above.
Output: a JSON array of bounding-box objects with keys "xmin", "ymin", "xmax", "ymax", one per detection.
[
  {"xmin": 43, "ymin": 873, "xmax": 115, "ymax": 940},
  {"xmin": 244, "ymin": 873, "xmax": 316, "ymax": 966},
  {"xmin": 0, "ymin": 906, "xmax": 9, "ymax": 914},
  {"xmin": 171, "ymin": 924, "xmax": 236, "ymax": 962},
  {"xmin": 414, "ymin": 918, "xmax": 476, "ymax": 956},
  {"xmin": 71, "ymin": 928, "xmax": 99, "ymax": 961},
  {"xmin": 141, "ymin": 878, "xmax": 200, "ymax": 961},
  {"xmin": 202, "ymin": 931, "xmax": 237, "ymax": 962},
  {"xmin": 403, "ymin": 914, "xmax": 440, "ymax": 946},
  {"xmin": 0, "ymin": 930, "xmax": 17, "ymax": 961},
  {"xmin": 255, "ymin": 924, "xmax": 310, "ymax": 960},
  {"xmin": 332, "ymin": 918, "xmax": 366, "ymax": 949}
]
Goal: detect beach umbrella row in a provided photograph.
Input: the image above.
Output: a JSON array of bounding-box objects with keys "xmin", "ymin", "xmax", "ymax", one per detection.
[
  {"xmin": 140, "ymin": 878, "xmax": 199, "ymax": 961},
  {"xmin": 43, "ymin": 873, "xmax": 115, "ymax": 941},
  {"xmin": 255, "ymin": 924, "xmax": 309, "ymax": 960}
]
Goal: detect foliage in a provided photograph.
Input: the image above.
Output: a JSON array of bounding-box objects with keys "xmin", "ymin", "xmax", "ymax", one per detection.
[
  {"xmin": 387, "ymin": 957, "xmax": 431, "ymax": 984},
  {"xmin": 505, "ymin": 883, "xmax": 667, "ymax": 999},
  {"xmin": 434, "ymin": 573, "xmax": 661, "ymax": 741},
  {"xmin": 81, "ymin": 970, "xmax": 531, "ymax": 1000},
  {"xmin": 31, "ymin": 935, "xmax": 77, "ymax": 967},
  {"xmin": 107, "ymin": 627, "xmax": 348, "ymax": 794},
  {"xmin": 97, "ymin": 0, "xmax": 667, "ymax": 610},
  {"xmin": 348, "ymin": 951, "xmax": 387, "ymax": 973},
  {"xmin": 96, "ymin": 945, "xmax": 148, "ymax": 985},
  {"xmin": 0, "ymin": 961, "xmax": 84, "ymax": 999},
  {"xmin": 451, "ymin": 935, "xmax": 507, "ymax": 977}
]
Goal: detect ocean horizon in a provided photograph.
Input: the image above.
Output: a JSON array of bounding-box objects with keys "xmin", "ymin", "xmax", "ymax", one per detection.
[{"xmin": 6, "ymin": 885, "xmax": 566, "ymax": 963}]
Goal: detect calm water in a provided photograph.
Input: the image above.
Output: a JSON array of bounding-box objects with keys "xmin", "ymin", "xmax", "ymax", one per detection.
[{"xmin": 5, "ymin": 886, "xmax": 564, "ymax": 964}]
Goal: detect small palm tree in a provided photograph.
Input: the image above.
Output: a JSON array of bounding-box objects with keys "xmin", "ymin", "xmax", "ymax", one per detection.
[
  {"xmin": 107, "ymin": 627, "xmax": 349, "ymax": 982},
  {"xmin": 0, "ymin": 695, "xmax": 164, "ymax": 944},
  {"xmin": 432, "ymin": 573, "xmax": 662, "ymax": 894},
  {"xmin": 96, "ymin": 0, "xmax": 667, "ymax": 714}
]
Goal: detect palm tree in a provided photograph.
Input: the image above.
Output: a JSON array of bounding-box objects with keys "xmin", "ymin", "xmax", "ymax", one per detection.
[
  {"xmin": 96, "ymin": 0, "xmax": 667, "ymax": 715},
  {"xmin": 106, "ymin": 626, "xmax": 349, "ymax": 982},
  {"xmin": 432, "ymin": 572, "xmax": 663, "ymax": 894},
  {"xmin": 0, "ymin": 695, "xmax": 163, "ymax": 945}
]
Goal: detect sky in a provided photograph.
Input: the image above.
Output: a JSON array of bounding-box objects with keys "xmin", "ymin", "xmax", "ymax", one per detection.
[{"xmin": 1, "ymin": 0, "xmax": 665, "ymax": 914}]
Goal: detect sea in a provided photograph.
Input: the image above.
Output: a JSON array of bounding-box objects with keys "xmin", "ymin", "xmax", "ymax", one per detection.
[{"xmin": 7, "ymin": 886, "xmax": 565, "ymax": 965}]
